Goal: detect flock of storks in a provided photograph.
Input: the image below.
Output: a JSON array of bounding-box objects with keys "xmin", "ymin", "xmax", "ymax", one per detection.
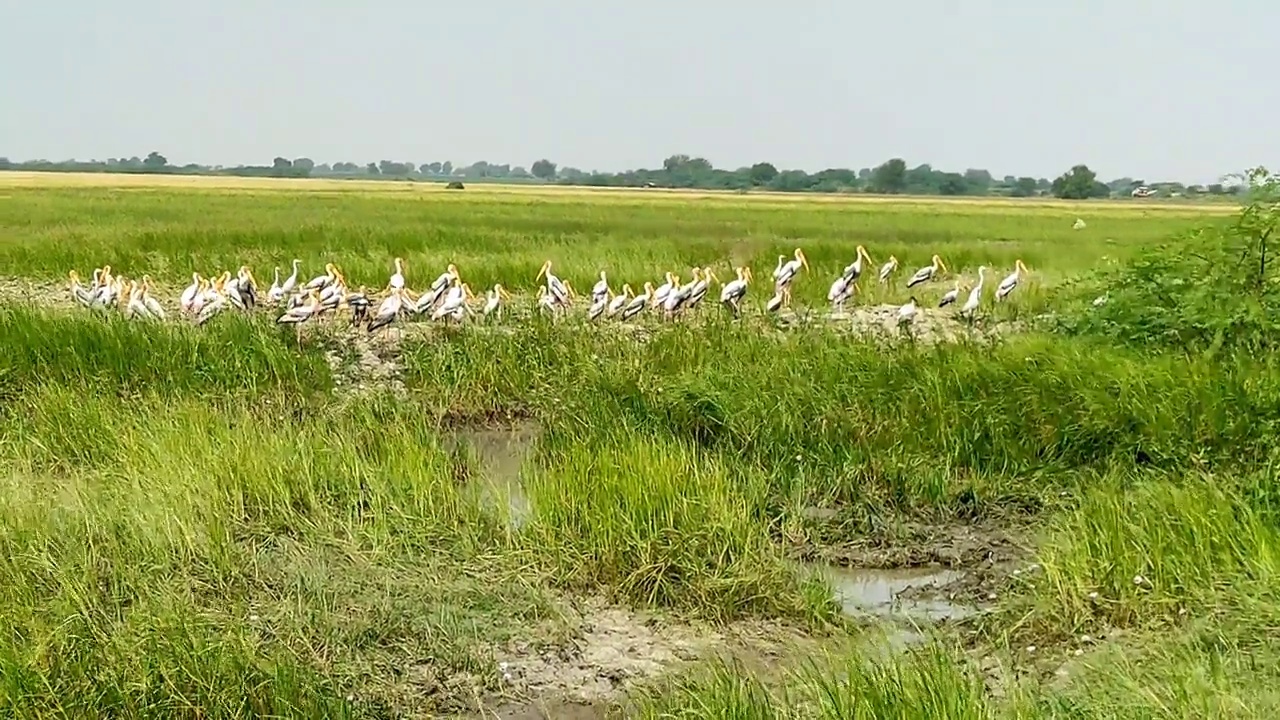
[{"xmin": 65, "ymin": 246, "xmax": 1031, "ymax": 336}]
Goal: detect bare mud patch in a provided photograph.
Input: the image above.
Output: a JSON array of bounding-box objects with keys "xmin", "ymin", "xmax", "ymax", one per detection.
[
  {"xmin": 0, "ymin": 277, "xmax": 68, "ymax": 308},
  {"xmin": 795, "ymin": 516, "xmax": 1026, "ymax": 569},
  {"xmin": 471, "ymin": 596, "xmax": 821, "ymax": 718},
  {"xmin": 791, "ymin": 516, "xmax": 1031, "ymax": 620}
]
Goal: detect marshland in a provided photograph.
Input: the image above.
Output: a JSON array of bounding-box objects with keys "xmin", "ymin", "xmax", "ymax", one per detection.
[{"xmin": 3, "ymin": 173, "xmax": 1279, "ymax": 718}]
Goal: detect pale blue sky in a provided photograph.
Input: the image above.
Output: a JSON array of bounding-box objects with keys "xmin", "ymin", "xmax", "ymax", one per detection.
[{"xmin": 2, "ymin": 1, "xmax": 1275, "ymax": 183}]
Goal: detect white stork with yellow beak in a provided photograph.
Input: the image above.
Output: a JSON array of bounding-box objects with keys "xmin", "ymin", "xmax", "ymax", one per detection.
[
  {"xmin": 719, "ymin": 266, "xmax": 752, "ymax": 318},
  {"xmin": 607, "ymin": 284, "xmax": 633, "ymax": 318},
  {"xmin": 995, "ymin": 259, "xmax": 1030, "ymax": 302},
  {"xmin": 773, "ymin": 248, "xmax": 809, "ymax": 290},
  {"xmin": 433, "ymin": 283, "xmax": 475, "ymax": 321},
  {"xmin": 536, "ymin": 260, "xmax": 572, "ymax": 305},
  {"xmin": 878, "ymin": 255, "xmax": 899, "ymax": 284},
  {"xmin": 906, "ymin": 254, "xmax": 947, "ymax": 288},
  {"xmin": 483, "ymin": 284, "xmax": 512, "ymax": 318},
  {"xmin": 620, "ymin": 282, "xmax": 655, "ymax": 321},
  {"xmin": 590, "ymin": 270, "xmax": 611, "ymax": 305},
  {"xmin": 842, "ymin": 245, "xmax": 874, "ymax": 283}
]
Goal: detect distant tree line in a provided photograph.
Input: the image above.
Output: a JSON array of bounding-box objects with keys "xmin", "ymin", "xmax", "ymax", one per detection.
[{"xmin": 0, "ymin": 152, "xmax": 1243, "ymax": 200}]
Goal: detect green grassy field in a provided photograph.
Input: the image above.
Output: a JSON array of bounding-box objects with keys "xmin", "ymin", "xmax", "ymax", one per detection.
[{"xmin": 2, "ymin": 176, "xmax": 1277, "ymax": 718}]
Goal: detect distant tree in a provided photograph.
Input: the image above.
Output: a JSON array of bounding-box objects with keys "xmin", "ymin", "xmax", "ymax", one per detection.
[
  {"xmin": 663, "ymin": 154, "xmax": 691, "ymax": 172},
  {"xmin": 748, "ymin": 162, "xmax": 779, "ymax": 186},
  {"xmin": 531, "ymin": 159, "xmax": 557, "ymax": 180},
  {"xmin": 463, "ymin": 161, "xmax": 491, "ymax": 178},
  {"xmin": 938, "ymin": 173, "xmax": 967, "ymax": 195},
  {"xmin": 686, "ymin": 157, "xmax": 713, "ymax": 173},
  {"xmin": 1011, "ymin": 177, "xmax": 1038, "ymax": 197},
  {"xmin": 871, "ymin": 158, "xmax": 907, "ymax": 194},
  {"xmin": 0, "ymin": 149, "xmax": 1225, "ymax": 200},
  {"xmin": 379, "ymin": 160, "xmax": 412, "ymax": 176},
  {"xmin": 1052, "ymin": 164, "xmax": 1111, "ymax": 200},
  {"xmin": 770, "ymin": 170, "xmax": 815, "ymax": 191},
  {"xmin": 963, "ymin": 168, "xmax": 993, "ymax": 191},
  {"xmin": 810, "ymin": 168, "xmax": 858, "ymax": 192}
]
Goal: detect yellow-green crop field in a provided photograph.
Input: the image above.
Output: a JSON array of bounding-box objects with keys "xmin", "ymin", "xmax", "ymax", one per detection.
[{"xmin": 2, "ymin": 171, "xmax": 1276, "ymax": 719}]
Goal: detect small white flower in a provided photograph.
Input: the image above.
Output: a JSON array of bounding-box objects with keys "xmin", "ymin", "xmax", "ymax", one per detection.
[
  {"xmin": 248, "ymin": 614, "xmax": 260, "ymax": 622},
  {"xmin": 1026, "ymin": 645, "xmax": 1036, "ymax": 653},
  {"xmin": 1133, "ymin": 574, "xmax": 1146, "ymax": 586},
  {"xmin": 986, "ymin": 592, "xmax": 997, "ymax": 600},
  {"xmin": 1074, "ymin": 648, "xmax": 1084, "ymax": 656},
  {"xmin": 1087, "ymin": 592, "xmax": 1099, "ymax": 600},
  {"xmin": 1080, "ymin": 635, "xmax": 1093, "ymax": 643}
]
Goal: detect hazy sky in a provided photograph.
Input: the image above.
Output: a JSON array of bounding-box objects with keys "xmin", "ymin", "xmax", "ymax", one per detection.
[{"xmin": 3, "ymin": 1, "xmax": 1275, "ymax": 182}]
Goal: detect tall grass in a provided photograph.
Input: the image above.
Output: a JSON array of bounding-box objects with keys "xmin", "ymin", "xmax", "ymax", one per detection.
[
  {"xmin": 636, "ymin": 644, "xmax": 1001, "ymax": 719},
  {"xmin": 521, "ymin": 429, "xmax": 835, "ymax": 622},
  {"xmin": 0, "ymin": 386, "xmax": 550, "ymax": 717},
  {"xmin": 1027, "ymin": 470, "xmax": 1280, "ymax": 636},
  {"xmin": 0, "ymin": 186, "xmax": 1220, "ymax": 306},
  {"xmin": 403, "ymin": 322, "xmax": 1280, "ymax": 507},
  {"xmin": 1, "ymin": 183, "xmax": 1277, "ymax": 716},
  {"xmin": 0, "ymin": 305, "xmax": 330, "ymax": 400}
]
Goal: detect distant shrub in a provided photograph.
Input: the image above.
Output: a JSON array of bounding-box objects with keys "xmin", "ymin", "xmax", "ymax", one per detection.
[{"xmin": 1056, "ymin": 167, "xmax": 1280, "ymax": 356}]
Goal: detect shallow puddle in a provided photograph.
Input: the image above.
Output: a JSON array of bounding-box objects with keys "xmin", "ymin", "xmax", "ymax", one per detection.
[
  {"xmin": 443, "ymin": 423, "xmax": 539, "ymax": 528},
  {"xmin": 813, "ymin": 564, "xmax": 974, "ymax": 622}
]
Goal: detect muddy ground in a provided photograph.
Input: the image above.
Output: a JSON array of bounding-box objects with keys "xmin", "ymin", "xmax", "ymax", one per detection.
[
  {"xmin": 434, "ymin": 424, "xmax": 1034, "ymax": 718},
  {"xmin": 467, "ymin": 596, "xmax": 829, "ymax": 719}
]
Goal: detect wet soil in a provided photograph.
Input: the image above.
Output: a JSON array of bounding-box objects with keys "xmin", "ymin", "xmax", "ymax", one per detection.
[
  {"xmin": 443, "ymin": 422, "xmax": 539, "ymax": 528},
  {"xmin": 815, "ymin": 564, "xmax": 974, "ymax": 622},
  {"xmin": 795, "ymin": 516, "xmax": 1027, "ymax": 571},
  {"xmin": 466, "ymin": 596, "xmax": 825, "ymax": 719}
]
